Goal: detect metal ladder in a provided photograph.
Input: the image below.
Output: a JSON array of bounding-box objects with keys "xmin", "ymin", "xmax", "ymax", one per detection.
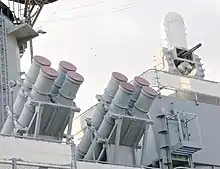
[{"xmin": 0, "ymin": 10, "xmax": 9, "ymax": 126}]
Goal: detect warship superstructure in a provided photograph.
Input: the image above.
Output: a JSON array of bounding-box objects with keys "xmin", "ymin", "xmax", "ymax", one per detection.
[{"xmin": 0, "ymin": 1, "xmax": 218, "ymax": 169}]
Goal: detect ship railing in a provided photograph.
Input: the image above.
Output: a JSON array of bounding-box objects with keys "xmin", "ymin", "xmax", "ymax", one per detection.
[
  {"xmin": 0, "ymin": 159, "xmax": 71, "ymax": 169},
  {"xmin": 0, "ymin": 158, "xmax": 156, "ymax": 169},
  {"xmin": 148, "ymin": 85, "xmax": 220, "ymax": 105},
  {"xmin": 76, "ymin": 159, "xmax": 156, "ymax": 169},
  {"xmin": 0, "ymin": 133, "xmax": 77, "ymax": 169},
  {"xmin": 0, "ymin": 132, "xmax": 72, "ymax": 143},
  {"xmin": 140, "ymin": 69, "xmax": 220, "ymax": 105}
]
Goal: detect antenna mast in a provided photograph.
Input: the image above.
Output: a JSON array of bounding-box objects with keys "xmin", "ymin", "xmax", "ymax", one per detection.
[
  {"xmin": 8, "ymin": 0, "xmax": 58, "ymax": 26},
  {"xmin": 8, "ymin": 0, "xmax": 58, "ymax": 61}
]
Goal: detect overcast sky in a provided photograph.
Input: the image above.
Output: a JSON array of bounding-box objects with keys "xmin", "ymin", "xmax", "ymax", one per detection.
[{"xmin": 18, "ymin": 0, "xmax": 220, "ymax": 112}]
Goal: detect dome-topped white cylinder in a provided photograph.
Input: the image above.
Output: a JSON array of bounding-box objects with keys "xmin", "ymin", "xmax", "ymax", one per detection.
[{"xmin": 161, "ymin": 12, "xmax": 187, "ymax": 49}]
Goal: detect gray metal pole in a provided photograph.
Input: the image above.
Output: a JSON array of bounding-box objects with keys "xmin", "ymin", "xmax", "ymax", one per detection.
[
  {"xmin": 30, "ymin": 39, "xmax": 33, "ymax": 63},
  {"xmin": 12, "ymin": 158, "xmax": 17, "ymax": 169},
  {"xmin": 71, "ymin": 142, "xmax": 77, "ymax": 169},
  {"xmin": 141, "ymin": 124, "xmax": 149, "ymax": 166},
  {"xmin": 34, "ymin": 105, "xmax": 43, "ymax": 138}
]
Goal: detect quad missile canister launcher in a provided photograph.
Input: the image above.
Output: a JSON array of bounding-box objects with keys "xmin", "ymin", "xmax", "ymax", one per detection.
[{"xmin": 1, "ymin": 55, "xmax": 84, "ymax": 141}]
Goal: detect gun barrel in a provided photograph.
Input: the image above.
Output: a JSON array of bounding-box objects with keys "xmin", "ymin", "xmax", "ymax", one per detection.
[
  {"xmin": 178, "ymin": 43, "xmax": 202, "ymax": 58},
  {"xmin": 187, "ymin": 43, "xmax": 202, "ymax": 53}
]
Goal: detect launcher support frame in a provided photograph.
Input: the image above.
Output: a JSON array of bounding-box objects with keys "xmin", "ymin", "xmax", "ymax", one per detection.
[
  {"xmin": 86, "ymin": 113, "xmax": 153, "ymax": 165},
  {"xmin": 13, "ymin": 99, "xmax": 80, "ymax": 139}
]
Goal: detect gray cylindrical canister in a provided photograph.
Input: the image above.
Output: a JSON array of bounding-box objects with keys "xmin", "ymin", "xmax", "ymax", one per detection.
[
  {"xmin": 56, "ymin": 71, "xmax": 84, "ymax": 105},
  {"xmin": 23, "ymin": 55, "xmax": 51, "ymax": 91},
  {"xmin": 50, "ymin": 61, "xmax": 76, "ymax": 96},
  {"xmin": 17, "ymin": 67, "xmax": 58, "ymax": 128},
  {"xmin": 133, "ymin": 86, "xmax": 157, "ymax": 117},
  {"xmin": 102, "ymin": 72, "xmax": 128, "ymax": 103},
  {"xmin": 129, "ymin": 76, "xmax": 150, "ymax": 108}
]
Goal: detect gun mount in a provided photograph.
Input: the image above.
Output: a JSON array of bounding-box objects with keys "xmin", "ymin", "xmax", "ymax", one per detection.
[{"xmin": 155, "ymin": 13, "xmax": 205, "ymax": 78}]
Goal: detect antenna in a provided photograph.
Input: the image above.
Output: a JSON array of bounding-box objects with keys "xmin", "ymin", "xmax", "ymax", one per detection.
[
  {"xmin": 8, "ymin": 0, "xmax": 58, "ymax": 62},
  {"xmin": 8, "ymin": 0, "xmax": 58, "ymax": 26}
]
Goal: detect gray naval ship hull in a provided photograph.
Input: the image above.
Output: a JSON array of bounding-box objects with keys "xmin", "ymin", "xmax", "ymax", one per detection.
[{"xmin": 0, "ymin": 2, "xmax": 217, "ymax": 168}]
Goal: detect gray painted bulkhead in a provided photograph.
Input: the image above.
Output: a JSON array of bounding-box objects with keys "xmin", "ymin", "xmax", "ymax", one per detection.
[{"xmin": 144, "ymin": 95, "xmax": 220, "ymax": 167}]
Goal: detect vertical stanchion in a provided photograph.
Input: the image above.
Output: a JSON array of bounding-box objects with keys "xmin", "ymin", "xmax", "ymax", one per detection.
[
  {"xmin": 71, "ymin": 141, "xmax": 77, "ymax": 169},
  {"xmin": 12, "ymin": 158, "xmax": 17, "ymax": 169}
]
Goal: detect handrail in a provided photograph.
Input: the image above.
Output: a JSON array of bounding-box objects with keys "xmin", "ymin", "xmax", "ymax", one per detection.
[
  {"xmin": 0, "ymin": 133, "xmax": 71, "ymax": 144},
  {"xmin": 0, "ymin": 158, "xmax": 158, "ymax": 169},
  {"xmin": 144, "ymin": 69, "xmax": 220, "ymax": 85}
]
